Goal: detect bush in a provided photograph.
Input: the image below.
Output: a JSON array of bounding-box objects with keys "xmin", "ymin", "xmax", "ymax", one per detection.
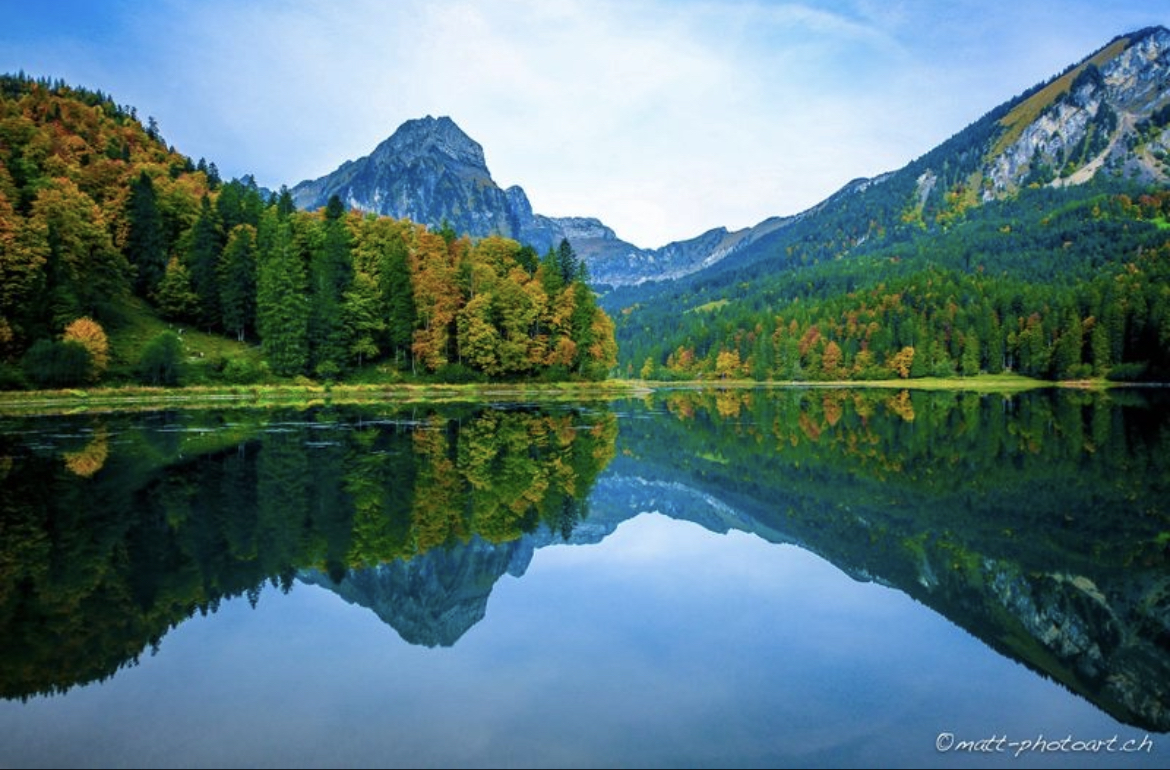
[
  {"xmin": 62, "ymin": 317, "xmax": 109, "ymax": 382},
  {"xmin": 0, "ymin": 362, "xmax": 29, "ymax": 390},
  {"xmin": 433, "ymin": 362, "xmax": 486, "ymax": 383},
  {"xmin": 22, "ymin": 339, "xmax": 92, "ymax": 388},
  {"xmin": 1105, "ymin": 361, "xmax": 1149, "ymax": 382},
  {"xmin": 221, "ymin": 356, "xmax": 264, "ymax": 384},
  {"xmin": 137, "ymin": 331, "xmax": 184, "ymax": 386}
]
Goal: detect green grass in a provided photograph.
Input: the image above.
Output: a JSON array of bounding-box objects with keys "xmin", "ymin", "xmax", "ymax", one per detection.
[
  {"xmin": 686, "ymin": 299, "xmax": 729, "ymax": 314},
  {"xmin": 105, "ymin": 297, "xmax": 262, "ymax": 383},
  {"xmin": 0, "ymin": 372, "xmax": 1120, "ymax": 417}
]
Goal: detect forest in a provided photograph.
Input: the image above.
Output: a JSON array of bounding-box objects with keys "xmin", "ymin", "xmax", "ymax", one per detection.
[
  {"xmin": 0, "ymin": 74, "xmax": 616, "ymax": 389},
  {"xmin": 608, "ymin": 182, "xmax": 1170, "ymax": 383}
]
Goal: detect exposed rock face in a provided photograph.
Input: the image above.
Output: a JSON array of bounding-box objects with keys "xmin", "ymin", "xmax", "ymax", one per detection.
[
  {"xmin": 289, "ymin": 116, "xmax": 792, "ymax": 286},
  {"xmin": 985, "ymin": 27, "xmax": 1170, "ymax": 195},
  {"xmin": 291, "ymin": 116, "xmax": 516, "ymax": 240}
]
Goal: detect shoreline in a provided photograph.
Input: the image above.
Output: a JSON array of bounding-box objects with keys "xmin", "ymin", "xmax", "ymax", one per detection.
[{"xmin": 0, "ymin": 374, "xmax": 1155, "ymax": 417}]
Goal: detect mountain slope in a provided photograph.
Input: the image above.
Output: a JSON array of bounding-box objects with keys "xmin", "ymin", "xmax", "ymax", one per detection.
[{"xmin": 604, "ymin": 26, "xmax": 1170, "ymax": 381}]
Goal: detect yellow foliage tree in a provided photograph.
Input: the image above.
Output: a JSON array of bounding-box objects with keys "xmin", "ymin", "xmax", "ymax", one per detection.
[
  {"xmin": 62, "ymin": 316, "xmax": 109, "ymax": 381},
  {"xmin": 715, "ymin": 348, "xmax": 742, "ymax": 379},
  {"xmin": 889, "ymin": 346, "xmax": 916, "ymax": 379}
]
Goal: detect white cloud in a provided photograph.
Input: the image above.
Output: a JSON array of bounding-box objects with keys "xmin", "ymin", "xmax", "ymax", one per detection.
[{"xmin": 1, "ymin": 0, "xmax": 1164, "ymax": 247}]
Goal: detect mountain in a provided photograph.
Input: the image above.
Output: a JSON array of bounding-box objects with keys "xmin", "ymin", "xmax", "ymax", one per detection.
[
  {"xmin": 687, "ymin": 25, "xmax": 1170, "ymax": 284},
  {"xmin": 289, "ymin": 115, "xmax": 800, "ymax": 287},
  {"xmin": 289, "ymin": 116, "xmax": 642, "ymax": 281},
  {"xmin": 604, "ymin": 27, "xmax": 1170, "ymax": 381},
  {"xmin": 289, "ymin": 28, "xmax": 1170, "ymax": 293}
]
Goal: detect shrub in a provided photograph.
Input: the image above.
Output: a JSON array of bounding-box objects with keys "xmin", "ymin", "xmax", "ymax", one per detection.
[
  {"xmin": 1105, "ymin": 361, "xmax": 1149, "ymax": 382},
  {"xmin": 137, "ymin": 331, "xmax": 184, "ymax": 386},
  {"xmin": 222, "ymin": 356, "xmax": 264, "ymax": 384},
  {"xmin": 22, "ymin": 339, "xmax": 92, "ymax": 388}
]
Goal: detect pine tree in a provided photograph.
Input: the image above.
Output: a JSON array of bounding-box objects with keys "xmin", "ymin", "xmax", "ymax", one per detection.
[
  {"xmin": 218, "ymin": 224, "xmax": 257, "ymax": 342},
  {"xmin": 256, "ymin": 212, "xmax": 309, "ymax": 376},
  {"xmin": 309, "ymin": 196, "xmax": 353, "ymax": 378},
  {"xmin": 185, "ymin": 195, "xmax": 223, "ymax": 329},
  {"xmin": 556, "ymin": 238, "xmax": 578, "ymax": 285},
  {"xmin": 125, "ymin": 171, "xmax": 167, "ymax": 296}
]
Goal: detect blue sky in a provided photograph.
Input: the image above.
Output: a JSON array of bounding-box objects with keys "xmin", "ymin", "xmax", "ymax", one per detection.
[{"xmin": 1, "ymin": 1, "xmax": 1165, "ymax": 247}]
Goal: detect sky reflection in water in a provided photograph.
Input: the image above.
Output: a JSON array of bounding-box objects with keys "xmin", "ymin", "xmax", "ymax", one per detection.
[{"xmin": 2, "ymin": 511, "xmax": 1161, "ymax": 769}]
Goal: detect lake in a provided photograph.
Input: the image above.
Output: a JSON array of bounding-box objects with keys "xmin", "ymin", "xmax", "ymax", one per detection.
[{"xmin": 0, "ymin": 387, "xmax": 1166, "ymax": 768}]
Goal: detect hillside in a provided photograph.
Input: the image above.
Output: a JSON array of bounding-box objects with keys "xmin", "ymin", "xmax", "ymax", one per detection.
[
  {"xmin": 0, "ymin": 76, "xmax": 616, "ymax": 389},
  {"xmin": 604, "ymin": 27, "xmax": 1170, "ymax": 382}
]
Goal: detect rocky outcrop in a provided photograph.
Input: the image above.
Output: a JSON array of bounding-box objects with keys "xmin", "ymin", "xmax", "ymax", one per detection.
[
  {"xmin": 985, "ymin": 27, "xmax": 1170, "ymax": 195},
  {"xmin": 289, "ymin": 116, "xmax": 797, "ymax": 286}
]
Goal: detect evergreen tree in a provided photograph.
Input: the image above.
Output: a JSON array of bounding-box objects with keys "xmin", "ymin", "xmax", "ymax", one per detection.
[
  {"xmin": 556, "ymin": 238, "xmax": 578, "ymax": 285},
  {"xmin": 381, "ymin": 230, "xmax": 416, "ymax": 365},
  {"xmin": 185, "ymin": 195, "xmax": 224, "ymax": 329},
  {"xmin": 309, "ymin": 196, "xmax": 353, "ymax": 378},
  {"xmin": 125, "ymin": 171, "xmax": 167, "ymax": 296},
  {"xmin": 256, "ymin": 211, "xmax": 309, "ymax": 376},
  {"xmin": 218, "ymin": 224, "xmax": 257, "ymax": 342}
]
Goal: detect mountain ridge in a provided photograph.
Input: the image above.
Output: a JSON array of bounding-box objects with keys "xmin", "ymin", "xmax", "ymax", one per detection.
[{"xmin": 289, "ymin": 27, "xmax": 1170, "ymax": 290}]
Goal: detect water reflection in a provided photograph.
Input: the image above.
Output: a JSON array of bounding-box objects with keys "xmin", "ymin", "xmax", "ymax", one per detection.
[
  {"xmin": 0, "ymin": 403, "xmax": 617, "ymax": 695},
  {"xmin": 0, "ymin": 388, "xmax": 1167, "ymax": 744},
  {"xmin": 615, "ymin": 386, "xmax": 1170, "ymax": 733}
]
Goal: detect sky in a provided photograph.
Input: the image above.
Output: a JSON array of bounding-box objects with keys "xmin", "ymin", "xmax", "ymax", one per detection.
[{"xmin": 1, "ymin": 0, "xmax": 1166, "ymax": 248}]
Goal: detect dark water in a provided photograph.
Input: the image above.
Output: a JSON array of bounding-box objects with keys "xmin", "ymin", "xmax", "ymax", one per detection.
[{"xmin": 0, "ymin": 388, "xmax": 1166, "ymax": 768}]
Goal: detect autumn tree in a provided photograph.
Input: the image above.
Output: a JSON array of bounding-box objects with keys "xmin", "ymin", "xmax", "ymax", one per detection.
[
  {"xmin": 61, "ymin": 316, "xmax": 108, "ymax": 382},
  {"xmin": 26, "ymin": 177, "xmax": 131, "ymax": 330}
]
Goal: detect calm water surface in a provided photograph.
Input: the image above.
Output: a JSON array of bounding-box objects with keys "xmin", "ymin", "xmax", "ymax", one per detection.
[{"xmin": 0, "ymin": 388, "xmax": 1166, "ymax": 768}]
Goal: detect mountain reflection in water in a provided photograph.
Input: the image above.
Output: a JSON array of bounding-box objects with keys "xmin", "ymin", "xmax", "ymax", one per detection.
[{"xmin": 0, "ymin": 388, "xmax": 1166, "ymax": 767}]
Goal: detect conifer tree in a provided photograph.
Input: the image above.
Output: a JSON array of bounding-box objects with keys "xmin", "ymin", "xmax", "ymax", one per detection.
[
  {"xmin": 256, "ymin": 211, "xmax": 309, "ymax": 376},
  {"xmin": 126, "ymin": 171, "xmax": 167, "ymax": 296}
]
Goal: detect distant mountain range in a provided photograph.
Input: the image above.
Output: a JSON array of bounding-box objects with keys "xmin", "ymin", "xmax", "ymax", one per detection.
[{"xmin": 291, "ymin": 27, "xmax": 1170, "ymax": 288}]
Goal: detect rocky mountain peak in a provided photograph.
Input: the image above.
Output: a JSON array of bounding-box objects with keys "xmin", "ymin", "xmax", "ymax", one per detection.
[{"xmin": 373, "ymin": 114, "xmax": 487, "ymax": 171}]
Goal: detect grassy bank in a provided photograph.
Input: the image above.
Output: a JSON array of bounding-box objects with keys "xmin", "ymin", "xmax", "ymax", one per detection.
[
  {"xmin": 0, "ymin": 380, "xmax": 654, "ymax": 416},
  {"xmin": 0, "ymin": 372, "xmax": 1136, "ymax": 417},
  {"xmin": 644, "ymin": 372, "xmax": 1119, "ymax": 393}
]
